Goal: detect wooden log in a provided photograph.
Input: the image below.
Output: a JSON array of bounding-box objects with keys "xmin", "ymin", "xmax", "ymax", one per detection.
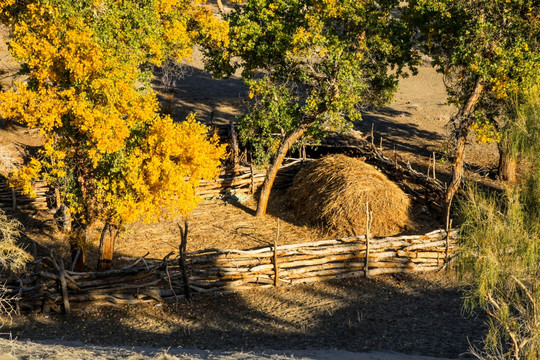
[
  {"xmin": 66, "ymin": 293, "xmax": 154, "ymax": 305},
  {"xmin": 1, "ymin": 204, "xmax": 48, "ymax": 211},
  {"xmin": 246, "ymin": 252, "xmax": 371, "ymax": 272},
  {"xmin": 77, "ymin": 280, "xmax": 163, "ymax": 295},
  {"xmin": 57, "ymin": 258, "xmax": 71, "ymax": 315},
  {"xmin": 188, "ymin": 279, "xmax": 246, "ymax": 288},
  {"xmin": 402, "ymin": 239, "xmax": 457, "ymax": 251},
  {"xmin": 273, "ymin": 220, "xmax": 279, "ymax": 287},
  {"xmin": 290, "ymin": 270, "xmax": 366, "ymax": 284},
  {"xmin": 396, "ymin": 250, "xmax": 454, "ymax": 259},
  {"xmin": 279, "ymin": 262, "xmax": 366, "ymax": 278},
  {"xmin": 188, "ymin": 257, "xmax": 272, "ymax": 267},
  {"xmin": 66, "ymin": 265, "xmax": 152, "ymax": 281}
]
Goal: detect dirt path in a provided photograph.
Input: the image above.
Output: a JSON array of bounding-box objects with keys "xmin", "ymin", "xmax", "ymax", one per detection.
[{"xmin": 0, "ymin": 339, "xmax": 461, "ymax": 360}]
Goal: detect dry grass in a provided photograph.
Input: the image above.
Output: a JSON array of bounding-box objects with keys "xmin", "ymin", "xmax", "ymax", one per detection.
[
  {"xmin": 0, "ymin": 282, "xmax": 19, "ymax": 328},
  {"xmin": 287, "ymin": 154, "xmax": 411, "ymax": 237},
  {"xmin": 0, "ymin": 209, "xmax": 31, "ymax": 275}
]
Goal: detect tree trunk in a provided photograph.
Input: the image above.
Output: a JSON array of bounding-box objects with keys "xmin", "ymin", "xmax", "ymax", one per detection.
[
  {"xmin": 69, "ymin": 226, "xmax": 87, "ymax": 272},
  {"xmin": 229, "ymin": 120, "xmax": 239, "ymax": 166},
  {"xmin": 498, "ymin": 142, "xmax": 517, "ymax": 183},
  {"xmin": 256, "ymin": 123, "xmax": 312, "ymax": 217},
  {"xmin": 444, "ymin": 78, "xmax": 484, "ymax": 223},
  {"xmin": 178, "ymin": 221, "xmax": 191, "ymax": 300},
  {"xmin": 97, "ymin": 222, "xmax": 119, "ymax": 271}
]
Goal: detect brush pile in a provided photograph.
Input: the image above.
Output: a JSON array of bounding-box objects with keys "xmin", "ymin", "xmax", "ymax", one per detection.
[{"xmin": 287, "ymin": 155, "xmax": 410, "ymax": 237}]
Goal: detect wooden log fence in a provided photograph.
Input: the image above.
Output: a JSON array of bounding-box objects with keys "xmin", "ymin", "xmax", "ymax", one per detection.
[
  {"xmin": 0, "ymin": 158, "xmax": 302, "ymax": 212},
  {"xmin": 1, "ymin": 228, "xmax": 458, "ymax": 312},
  {"xmin": 0, "ymin": 180, "xmax": 49, "ymax": 212},
  {"xmin": 196, "ymin": 158, "xmax": 305, "ymax": 198},
  {"xmin": 1, "ymin": 141, "xmax": 440, "ymax": 212}
]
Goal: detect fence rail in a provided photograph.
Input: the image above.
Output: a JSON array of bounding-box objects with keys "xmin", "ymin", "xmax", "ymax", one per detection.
[
  {"xmin": 0, "ymin": 180, "xmax": 49, "ymax": 212},
  {"xmin": 1, "ymin": 228, "xmax": 458, "ymax": 312}
]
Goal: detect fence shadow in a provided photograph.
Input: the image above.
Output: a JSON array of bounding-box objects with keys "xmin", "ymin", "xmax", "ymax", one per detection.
[{"xmin": 4, "ymin": 270, "xmax": 485, "ymax": 358}]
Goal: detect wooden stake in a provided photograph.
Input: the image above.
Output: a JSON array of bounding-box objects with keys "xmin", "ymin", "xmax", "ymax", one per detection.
[
  {"xmin": 216, "ymin": 0, "xmax": 225, "ymax": 13},
  {"xmin": 178, "ymin": 221, "xmax": 191, "ymax": 300},
  {"xmin": 229, "ymin": 121, "xmax": 239, "ymax": 166},
  {"xmin": 55, "ymin": 186, "xmax": 61, "ymax": 209},
  {"xmin": 11, "ymin": 188, "xmax": 16, "ymax": 211},
  {"xmin": 379, "ymin": 137, "xmax": 383, "ymax": 151},
  {"xmin": 365, "ymin": 203, "xmax": 373, "ymax": 278},
  {"xmin": 97, "ymin": 222, "xmax": 118, "ymax": 271},
  {"xmin": 371, "ymin": 123, "xmax": 374, "ymax": 146},
  {"xmin": 394, "ymin": 145, "xmax": 397, "ymax": 174},
  {"xmin": 273, "ymin": 219, "xmax": 280, "ymax": 287},
  {"xmin": 55, "ymin": 256, "xmax": 70, "ymax": 315},
  {"xmin": 249, "ymin": 163, "xmax": 255, "ymax": 195},
  {"xmin": 432, "ymin": 152, "xmax": 437, "ymax": 180},
  {"xmin": 445, "ymin": 218, "xmax": 453, "ymax": 262}
]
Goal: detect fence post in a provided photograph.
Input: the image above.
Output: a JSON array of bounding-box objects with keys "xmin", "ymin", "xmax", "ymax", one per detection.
[
  {"xmin": 249, "ymin": 163, "xmax": 255, "ymax": 194},
  {"xmin": 365, "ymin": 203, "xmax": 373, "ymax": 278},
  {"xmin": 445, "ymin": 219, "xmax": 453, "ymax": 263},
  {"xmin": 273, "ymin": 219, "xmax": 280, "ymax": 287},
  {"xmin": 11, "ymin": 188, "xmax": 16, "ymax": 211},
  {"xmin": 178, "ymin": 221, "xmax": 191, "ymax": 300}
]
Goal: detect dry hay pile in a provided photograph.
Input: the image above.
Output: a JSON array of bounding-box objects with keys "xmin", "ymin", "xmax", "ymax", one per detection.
[{"xmin": 287, "ymin": 154, "xmax": 410, "ymax": 237}]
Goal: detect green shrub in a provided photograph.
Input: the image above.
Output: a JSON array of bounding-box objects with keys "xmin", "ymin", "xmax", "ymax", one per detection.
[
  {"xmin": 459, "ymin": 184, "xmax": 540, "ymax": 359},
  {"xmin": 458, "ymin": 86, "xmax": 540, "ymax": 359}
]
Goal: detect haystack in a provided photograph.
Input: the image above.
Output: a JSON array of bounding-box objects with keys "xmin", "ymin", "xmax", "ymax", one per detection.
[{"xmin": 287, "ymin": 154, "xmax": 410, "ymax": 237}]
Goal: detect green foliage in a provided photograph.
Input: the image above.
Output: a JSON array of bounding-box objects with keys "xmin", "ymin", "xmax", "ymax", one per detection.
[
  {"xmin": 503, "ymin": 82, "xmax": 540, "ymax": 159},
  {"xmin": 458, "ymin": 90, "xmax": 540, "ymax": 359},
  {"xmin": 221, "ymin": 0, "xmax": 418, "ymax": 165},
  {"xmin": 459, "ymin": 184, "xmax": 540, "ymax": 359},
  {"xmin": 408, "ymin": 0, "xmax": 539, "ymax": 142}
]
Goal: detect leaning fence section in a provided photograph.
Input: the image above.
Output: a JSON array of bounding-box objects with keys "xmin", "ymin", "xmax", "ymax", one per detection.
[{"xmin": 1, "ymin": 229, "xmax": 458, "ymax": 312}]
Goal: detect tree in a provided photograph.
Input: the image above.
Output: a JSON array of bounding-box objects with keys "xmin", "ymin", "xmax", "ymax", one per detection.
[
  {"xmin": 458, "ymin": 85, "xmax": 540, "ymax": 360},
  {"xmin": 221, "ymin": 0, "xmax": 418, "ymax": 216},
  {"xmin": 0, "ymin": 0, "xmax": 227, "ymax": 270},
  {"xmin": 407, "ymin": 0, "xmax": 539, "ymax": 221}
]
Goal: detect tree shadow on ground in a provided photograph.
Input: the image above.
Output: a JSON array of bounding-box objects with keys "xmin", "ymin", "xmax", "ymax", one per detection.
[
  {"xmin": 5, "ymin": 271, "xmax": 485, "ymax": 359},
  {"xmin": 153, "ymin": 64, "xmax": 248, "ymax": 126},
  {"xmin": 357, "ymin": 109, "xmax": 445, "ymax": 158}
]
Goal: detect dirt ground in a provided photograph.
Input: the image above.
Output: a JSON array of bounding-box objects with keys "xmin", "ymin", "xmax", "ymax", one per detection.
[
  {"xmin": 0, "ymin": 4, "xmax": 500, "ymax": 358},
  {"xmin": 2, "ymin": 271, "xmax": 485, "ymax": 359}
]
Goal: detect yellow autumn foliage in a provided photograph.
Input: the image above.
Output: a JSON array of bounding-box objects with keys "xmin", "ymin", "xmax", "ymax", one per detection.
[{"xmin": 0, "ymin": 0, "xmax": 228, "ymax": 226}]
